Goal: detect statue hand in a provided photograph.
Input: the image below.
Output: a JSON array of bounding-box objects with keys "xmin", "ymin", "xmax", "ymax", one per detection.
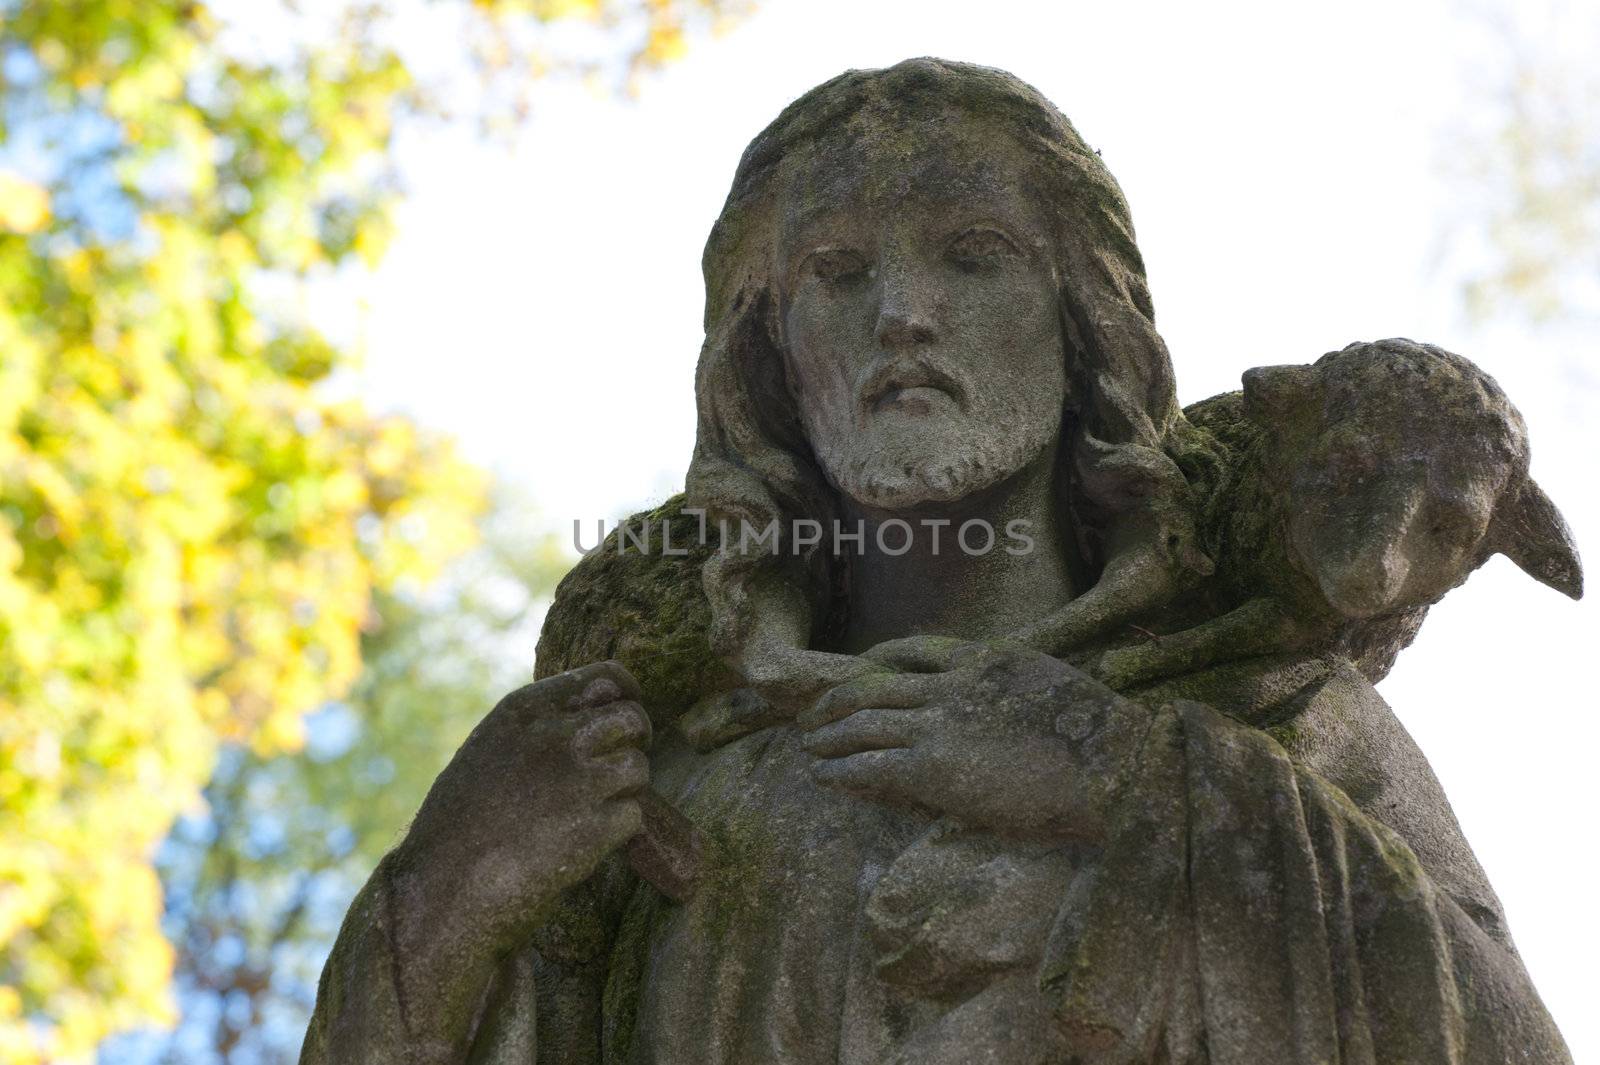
[
  {"xmin": 798, "ymin": 637, "xmax": 1147, "ymax": 840},
  {"xmin": 389, "ymin": 661, "xmax": 651, "ymax": 965}
]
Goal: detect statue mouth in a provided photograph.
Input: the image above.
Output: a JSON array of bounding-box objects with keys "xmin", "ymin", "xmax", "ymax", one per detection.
[{"xmin": 860, "ymin": 359, "xmax": 965, "ymax": 415}]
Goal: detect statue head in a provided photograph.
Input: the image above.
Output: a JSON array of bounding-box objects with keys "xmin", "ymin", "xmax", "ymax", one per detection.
[
  {"xmin": 769, "ymin": 83, "xmax": 1072, "ymax": 512},
  {"xmin": 1242, "ymin": 338, "xmax": 1583, "ymax": 617},
  {"xmin": 687, "ymin": 58, "xmax": 1210, "ymax": 656}
]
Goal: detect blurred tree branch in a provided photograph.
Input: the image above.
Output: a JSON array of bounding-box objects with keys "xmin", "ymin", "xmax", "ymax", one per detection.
[
  {"xmin": 126, "ymin": 496, "xmax": 569, "ymax": 1064},
  {"xmin": 0, "ymin": 0, "xmax": 739, "ymax": 1058},
  {"xmin": 1444, "ymin": 0, "xmax": 1600, "ymax": 323}
]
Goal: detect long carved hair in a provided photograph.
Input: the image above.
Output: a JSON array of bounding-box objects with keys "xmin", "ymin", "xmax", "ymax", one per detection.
[{"xmin": 687, "ymin": 58, "xmax": 1217, "ymax": 660}]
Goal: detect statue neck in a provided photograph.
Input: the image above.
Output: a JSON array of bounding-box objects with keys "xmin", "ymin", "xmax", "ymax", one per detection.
[{"xmin": 835, "ymin": 443, "xmax": 1077, "ymax": 653}]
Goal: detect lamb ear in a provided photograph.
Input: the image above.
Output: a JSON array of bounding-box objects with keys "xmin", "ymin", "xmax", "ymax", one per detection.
[
  {"xmin": 1241, "ymin": 364, "xmax": 1320, "ymax": 427},
  {"xmin": 1494, "ymin": 477, "xmax": 1583, "ymax": 599}
]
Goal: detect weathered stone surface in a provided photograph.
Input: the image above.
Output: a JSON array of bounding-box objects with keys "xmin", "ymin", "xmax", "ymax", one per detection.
[
  {"xmin": 302, "ymin": 59, "xmax": 1579, "ymax": 1064},
  {"xmin": 534, "ymin": 498, "xmax": 736, "ymax": 726},
  {"xmin": 1094, "ymin": 336, "xmax": 1581, "ymax": 694}
]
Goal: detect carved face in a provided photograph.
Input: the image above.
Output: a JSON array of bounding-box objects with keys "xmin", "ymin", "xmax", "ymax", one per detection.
[
  {"xmin": 1244, "ymin": 345, "xmax": 1582, "ymax": 618},
  {"xmin": 1284, "ymin": 421, "xmax": 1502, "ymax": 617},
  {"xmin": 775, "ymin": 121, "xmax": 1068, "ymax": 510}
]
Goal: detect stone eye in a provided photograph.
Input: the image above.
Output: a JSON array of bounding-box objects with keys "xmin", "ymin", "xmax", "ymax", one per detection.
[
  {"xmin": 1424, "ymin": 498, "xmax": 1482, "ymax": 545},
  {"xmin": 805, "ymin": 248, "xmax": 869, "ymax": 285},
  {"xmin": 948, "ymin": 226, "xmax": 1020, "ymax": 270}
]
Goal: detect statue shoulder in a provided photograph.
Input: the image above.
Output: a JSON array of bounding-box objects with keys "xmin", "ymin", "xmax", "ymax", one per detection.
[
  {"xmin": 534, "ymin": 494, "xmax": 738, "ymax": 727},
  {"xmin": 1277, "ymin": 663, "xmax": 1513, "ymax": 943}
]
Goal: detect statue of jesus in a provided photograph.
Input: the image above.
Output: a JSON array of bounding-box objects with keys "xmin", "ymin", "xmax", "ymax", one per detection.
[{"xmin": 302, "ymin": 59, "xmax": 1577, "ymax": 1064}]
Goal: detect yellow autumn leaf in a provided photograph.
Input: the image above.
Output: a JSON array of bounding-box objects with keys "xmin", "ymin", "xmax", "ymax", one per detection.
[
  {"xmin": 0, "ymin": 172, "xmax": 50, "ymax": 233},
  {"xmin": 0, "ymin": 0, "xmax": 731, "ymax": 1057}
]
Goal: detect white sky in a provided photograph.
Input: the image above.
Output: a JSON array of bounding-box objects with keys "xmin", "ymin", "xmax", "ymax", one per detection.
[{"xmin": 339, "ymin": 0, "xmax": 1598, "ymax": 1053}]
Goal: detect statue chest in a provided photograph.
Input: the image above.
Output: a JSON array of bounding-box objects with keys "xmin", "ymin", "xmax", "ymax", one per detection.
[{"xmin": 608, "ymin": 729, "xmax": 1081, "ymax": 1065}]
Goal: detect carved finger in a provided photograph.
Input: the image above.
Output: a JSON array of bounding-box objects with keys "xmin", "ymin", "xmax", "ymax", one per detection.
[
  {"xmin": 568, "ymin": 659, "xmax": 643, "ymax": 710},
  {"xmin": 589, "ymin": 747, "xmax": 649, "ymax": 798},
  {"xmin": 860, "ymin": 635, "xmax": 965, "ymax": 673},
  {"xmin": 948, "ymin": 639, "xmax": 1023, "ymax": 670},
  {"xmin": 573, "ymin": 701, "xmax": 652, "ymax": 757},
  {"xmin": 498, "ymin": 660, "xmax": 642, "ymax": 724},
  {"xmin": 799, "ymin": 672, "xmax": 933, "ymax": 732},
  {"xmin": 801, "ymin": 707, "xmax": 924, "ymax": 759},
  {"xmin": 808, "ymin": 748, "xmax": 925, "ymax": 807},
  {"xmin": 678, "ymin": 688, "xmax": 787, "ymax": 752}
]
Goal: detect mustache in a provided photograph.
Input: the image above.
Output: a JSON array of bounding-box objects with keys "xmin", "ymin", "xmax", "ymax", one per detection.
[{"xmin": 856, "ymin": 354, "xmax": 968, "ymax": 413}]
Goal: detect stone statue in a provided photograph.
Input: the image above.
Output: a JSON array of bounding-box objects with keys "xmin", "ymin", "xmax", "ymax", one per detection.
[{"xmin": 301, "ymin": 59, "xmax": 1581, "ymax": 1064}]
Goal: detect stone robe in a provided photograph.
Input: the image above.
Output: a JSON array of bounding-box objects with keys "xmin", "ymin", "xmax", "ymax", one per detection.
[{"xmin": 300, "ymin": 661, "xmax": 1572, "ymax": 1064}]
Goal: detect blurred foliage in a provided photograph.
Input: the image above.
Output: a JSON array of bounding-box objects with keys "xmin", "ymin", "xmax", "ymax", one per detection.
[
  {"xmin": 1448, "ymin": 1, "xmax": 1600, "ymax": 323},
  {"xmin": 455, "ymin": 0, "xmax": 752, "ymax": 129},
  {"xmin": 108, "ymin": 499, "xmax": 569, "ymax": 1064},
  {"xmin": 0, "ymin": 0, "xmax": 737, "ymax": 1059}
]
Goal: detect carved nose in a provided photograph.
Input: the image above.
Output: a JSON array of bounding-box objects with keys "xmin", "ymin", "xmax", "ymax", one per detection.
[
  {"xmin": 1315, "ymin": 546, "xmax": 1412, "ymax": 618},
  {"xmin": 1307, "ymin": 489, "xmax": 1423, "ymax": 618},
  {"xmin": 876, "ymin": 308, "xmax": 937, "ymax": 348},
  {"xmin": 874, "ymin": 272, "xmax": 938, "ymax": 349}
]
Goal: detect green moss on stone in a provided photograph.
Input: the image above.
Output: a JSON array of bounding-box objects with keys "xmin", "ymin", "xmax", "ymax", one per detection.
[{"xmin": 534, "ymin": 494, "xmax": 739, "ymax": 728}]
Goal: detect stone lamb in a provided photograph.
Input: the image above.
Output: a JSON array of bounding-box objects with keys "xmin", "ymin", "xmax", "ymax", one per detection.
[{"xmin": 1093, "ymin": 338, "xmax": 1583, "ymax": 692}]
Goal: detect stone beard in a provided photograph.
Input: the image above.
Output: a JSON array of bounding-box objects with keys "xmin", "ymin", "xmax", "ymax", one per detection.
[{"xmin": 795, "ymin": 344, "xmax": 1070, "ymax": 510}]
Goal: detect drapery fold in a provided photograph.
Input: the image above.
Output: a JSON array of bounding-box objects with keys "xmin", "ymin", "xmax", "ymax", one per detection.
[
  {"xmin": 303, "ymin": 679, "xmax": 1572, "ymax": 1065},
  {"xmin": 1043, "ymin": 699, "xmax": 1569, "ymax": 1064}
]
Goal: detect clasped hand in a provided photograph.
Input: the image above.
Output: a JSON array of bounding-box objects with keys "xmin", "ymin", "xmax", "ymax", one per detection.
[{"xmin": 797, "ymin": 637, "xmax": 1147, "ymax": 842}]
